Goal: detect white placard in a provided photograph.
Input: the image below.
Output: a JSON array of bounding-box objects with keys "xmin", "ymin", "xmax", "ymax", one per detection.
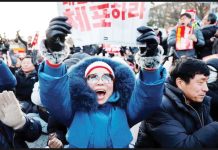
[{"xmin": 57, "ymin": 2, "xmax": 151, "ymax": 47}]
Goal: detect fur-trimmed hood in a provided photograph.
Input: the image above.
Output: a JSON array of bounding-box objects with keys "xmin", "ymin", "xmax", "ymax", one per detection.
[{"xmin": 67, "ymin": 56, "xmax": 135, "ymax": 111}]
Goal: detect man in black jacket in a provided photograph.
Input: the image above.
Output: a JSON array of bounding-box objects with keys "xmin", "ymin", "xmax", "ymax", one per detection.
[
  {"xmin": 195, "ymin": 13, "xmax": 218, "ymax": 59},
  {"xmin": 135, "ymin": 58, "xmax": 218, "ymax": 148},
  {"xmin": 15, "ymin": 55, "xmax": 38, "ymax": 113}
]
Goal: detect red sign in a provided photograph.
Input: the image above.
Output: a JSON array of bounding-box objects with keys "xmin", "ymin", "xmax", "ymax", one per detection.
[
  {"xmin": 176, "ymin": 26, "xmax": 193, "ymax": 51},
  {"xmin": 31, "ymin": 32, "xmax": 39, "ymax": 47},
  {"xmin": 103, "ymin": 43, "xmax": 120, "ymax": 54}
]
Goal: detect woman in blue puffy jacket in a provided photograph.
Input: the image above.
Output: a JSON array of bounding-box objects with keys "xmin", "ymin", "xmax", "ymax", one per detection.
[{"xmin": 38, "ymin": 16, "xmax": 167, "ymax": 148}]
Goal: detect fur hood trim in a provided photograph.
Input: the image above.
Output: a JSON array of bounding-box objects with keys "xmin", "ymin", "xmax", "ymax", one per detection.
[{"xmin": 68, "ymin": 56, "xmax": 135, "ymax": 111}]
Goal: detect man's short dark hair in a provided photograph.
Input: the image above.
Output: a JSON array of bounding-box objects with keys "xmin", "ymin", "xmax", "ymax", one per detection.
[
  {"xmin": 180, "ymin": 13, "xmax": 192, "ymax": 19},
  {"xmin": 207, "ymin": 13, "xmax": 217, "ymax": 24},
  {"xmin": 22, "ymin": 55, "xmax": 34, "ymax": 64},
  {"xmin": 170, "ymin": 58, "xmax": 210, "ymax": 86}
]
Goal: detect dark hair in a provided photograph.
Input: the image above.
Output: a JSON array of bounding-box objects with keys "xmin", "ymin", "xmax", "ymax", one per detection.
[
  {"xmin": 206, "ymin": 57, "xmax": 218, "ymax": 71},
  {"xmin": 120, "ymin": 46, "xmax": 127, "ymax": 56},
  {"xmin": 126, "ymin": 55, "xmax": 135, "ymax": 64},
  {"xmin": 207, "ymin": 13, "xmax": 217, "ymax": 24},
  {"xmin": 170, "ymin": 58, "xmax": 210, "ymax": 86},
  {"xmin": 22, "ymin": 55, "xmax": 34, "ymax": 64},
  {"xmin": 180, "ymin": 13, "xmax": 192, "ymax": 19}
]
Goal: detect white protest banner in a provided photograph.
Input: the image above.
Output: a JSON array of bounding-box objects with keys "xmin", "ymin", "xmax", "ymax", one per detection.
[{"xmin": 57, "ymin": 2, "xmax": 151, "ymax": 47}]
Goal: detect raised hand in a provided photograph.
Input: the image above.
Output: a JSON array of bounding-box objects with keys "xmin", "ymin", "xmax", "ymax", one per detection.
[
  {"xmin": 0, "ymin": 91, "xmax": 26, "ymax": 130},
  {"xmin": 45, "ymin": 16, "xmax": 72, "ymax": 52},
  {"xmin": 135, "ymin": 26, "xmax": 164, "ymax": 69},
  {"xmin": 40, "ymin": 16, "xmax": 72, "ymax": 64}
]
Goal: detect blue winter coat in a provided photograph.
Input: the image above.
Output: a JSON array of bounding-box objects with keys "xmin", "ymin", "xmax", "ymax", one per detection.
[
  {"xmin": 39, "ymin": 56, "xmax": 166, "ymax": 148},
  {"xmin": 144, "ymin": 79, "xmax": 218, "ymax": 148},
  {"xmin": 0, "ymin": 60, "xmax": 16, "ymax": 92}
]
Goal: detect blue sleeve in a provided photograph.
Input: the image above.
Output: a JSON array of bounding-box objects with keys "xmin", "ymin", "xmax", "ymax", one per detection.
[
  {"xmin": 195, "ymin": 29, "xmax": 205, "ymax": 46},
  {"xmin": 38, "ymin": 61, "xmax": 73, "ymax": 126},
  {"xmin": 167, "ymin": 29, "xmax": 176, "ymax": 47},
  {"xmin": 126, "ymin": 66, "xmax": 166, "ymax": 127},
  {"xmin": 0, "ymin": 60, "xmax": 17, "ymax": 92}
]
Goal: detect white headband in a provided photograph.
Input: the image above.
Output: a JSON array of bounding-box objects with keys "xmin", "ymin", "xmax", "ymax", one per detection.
[{"xmin": 85, "ymin": 61, "xmax": 114, "ymax": 78}]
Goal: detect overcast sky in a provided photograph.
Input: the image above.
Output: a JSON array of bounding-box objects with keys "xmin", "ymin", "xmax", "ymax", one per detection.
[{"xmin": 0, "ymin": 2, "xmax": 58, "ymax": 39}]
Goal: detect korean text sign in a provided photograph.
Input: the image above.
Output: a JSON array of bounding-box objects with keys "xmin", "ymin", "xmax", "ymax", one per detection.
[
  {"xmin": 57, "ymin": 2, "xmax": 151, "ymax": 46},
  {"xmin": 176, "ymin": 26, "xmax": 194, "ymax": 51}
]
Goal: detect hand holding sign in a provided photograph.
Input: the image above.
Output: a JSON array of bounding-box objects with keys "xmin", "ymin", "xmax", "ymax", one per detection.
[
  {"xmin": 188, "ymin": 34, "xmax": 197, "ymax": 42},
  {"xmin": 176, "ymin": 26, "xmax": 194, "ymax": 50}
]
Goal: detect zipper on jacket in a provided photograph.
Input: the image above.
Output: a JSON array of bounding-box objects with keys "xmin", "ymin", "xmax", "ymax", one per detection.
[
  {"xmin": 12, "ymin": 132, "xmax": 15, "ymax": 148},
  {"xmin": 183, "ymin": 95, "xmax": 204, "ymax": 127}
]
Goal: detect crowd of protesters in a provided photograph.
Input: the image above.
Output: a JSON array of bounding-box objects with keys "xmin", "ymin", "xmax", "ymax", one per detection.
[{"xmin": 0, "ymin": 10, "xmax": 218, "ymax": 148}]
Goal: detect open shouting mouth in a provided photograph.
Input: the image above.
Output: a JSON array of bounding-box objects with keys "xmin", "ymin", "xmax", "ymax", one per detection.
[{"xmin": 95, "ymin": 90, "xmax": 106, "ymax": 100}]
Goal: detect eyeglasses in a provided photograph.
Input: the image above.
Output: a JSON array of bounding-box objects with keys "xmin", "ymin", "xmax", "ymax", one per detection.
[{"xmin": 86, "ymin": 73, "xmax": 114, "ymax": 84}]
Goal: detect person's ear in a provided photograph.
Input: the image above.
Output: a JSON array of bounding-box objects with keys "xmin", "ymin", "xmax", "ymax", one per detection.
[{"xmin": 176, "ymin": 77, "xmax": 185, "ymax": 90}]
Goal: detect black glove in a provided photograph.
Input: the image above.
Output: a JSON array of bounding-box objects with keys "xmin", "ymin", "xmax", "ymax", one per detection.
[
  {"xmin": 136, "ymin": 26, "xmax": 159, "ymax": 56},
  {"xmin": 40, "ymin": 16, "xmax": 72, "ymax": 64},
  {"xmin": 45, "ymin": 16, "xmax": 72, "ymax": 52},
  {"xmin": 135, "ymin": 26, "xmax": 163, "ymax": 69}
]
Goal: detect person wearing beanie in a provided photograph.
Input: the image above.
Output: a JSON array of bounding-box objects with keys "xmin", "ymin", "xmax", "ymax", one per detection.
[
  {"xmin": 38, "ymin": 16, "xmax": 166, "ymax": 148},
  {"xmin": 205, "ymin": 58, "xmax": 218, "ymax": 121}
]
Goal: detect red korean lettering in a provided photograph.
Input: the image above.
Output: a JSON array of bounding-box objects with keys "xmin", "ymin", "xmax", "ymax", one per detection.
[
  {"xmin": 110, "ymin": 2, "xmax": 127, "ymax": 20},
  {"xmin": 77, "ymin": 2, "xmax": 87, "ymax": 5},
  {"xmin": 64, "ymin": 6, "xmax": 91, "ymax": 32},
  {"xmin": 62, "ymin": 2, "xmax": 87, "ymax": 6},
  {"xmin": 111, "ymin": 3, "xmax": 121, "ymax": 19},
  {"xmin": 73, "ymin": 7, "xmax": 85, "ymax": 32},
  {"xmin": 81, "ymin": 6, "xmax": 91, "ymax": 31},
  {"xmin": 139, "ymin": 2, "xmax": 145, "ymax": 19},
  {"xmin": 63, "ymin": 2, "xmax": 75, "ymax": 6},
  {"xmin": 89, "ymin": 3, "xmax": 111, "ymax": 28},
  {"xmin": 64, "ymin": 9, "xmax": 76, "ymax": 28},
  {"xmin": 128, "ymin": 2, "xmax": 144, "ymax": 19}
]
